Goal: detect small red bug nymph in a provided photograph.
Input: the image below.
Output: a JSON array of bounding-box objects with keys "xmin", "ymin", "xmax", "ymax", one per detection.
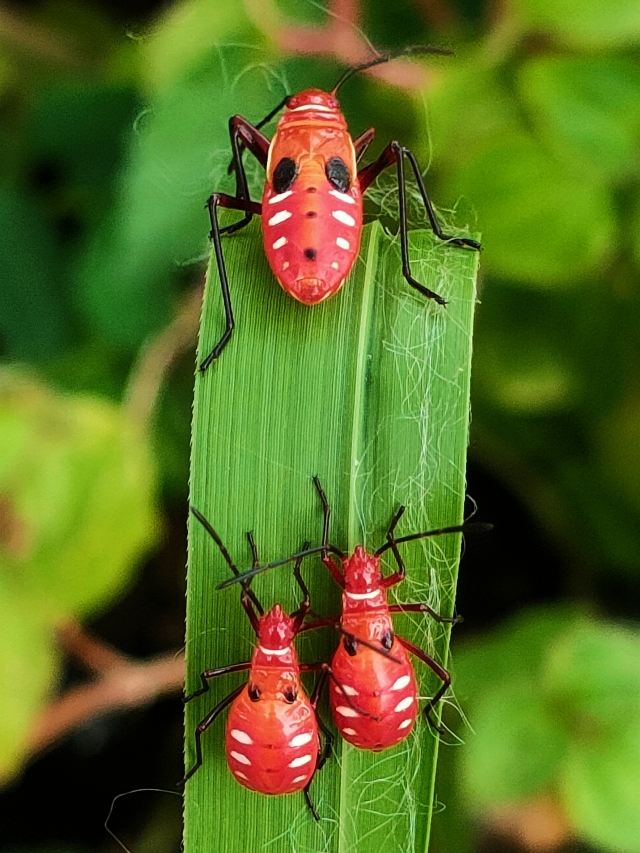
[
  {"xmin": 184, "ymin": 507, "xmax": 332, "ymax": 819},
  {"xmin": 199, "ymin": 46, "xmax": 481, "ymax": 370},
  {"xmin": 218, "ymin": 481, "xmax": 491, "ymax": 751}
]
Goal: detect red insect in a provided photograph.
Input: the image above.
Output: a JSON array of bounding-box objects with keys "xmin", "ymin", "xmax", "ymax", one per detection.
[
  {"xmin": 184, "ymin": 506, "xmax": 332, "ymax": 819},
  {"xmin": 200, "ymin": 46, "xmax": 481, "ymax": 370},
  {"xmin": 219, "ymin": 479, "xmax": 488, "ymax": 750}
]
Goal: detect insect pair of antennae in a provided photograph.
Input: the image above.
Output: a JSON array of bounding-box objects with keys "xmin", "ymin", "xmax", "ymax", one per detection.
[
  {"xmin": 215, "ymin": 543, "xmax": 345, "ymax": 590},
  {"xmin": 330, "ymin": 44, "xmax": 455, "ymax": 96},
  {"xmin": 216, "ymin": 520, "xmax": 492, "ymax": 590},
  {"xmin": 374, "ymin": 521, "xmax": 493, "ymax": 557}
]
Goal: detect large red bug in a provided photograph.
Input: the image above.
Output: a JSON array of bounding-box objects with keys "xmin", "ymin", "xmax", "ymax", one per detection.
[
  {"xmin": 200, "ymin": 46, "xmax": 481, "ymax": 370},
  {"xmin": 184, "ymin": 506, "xmax": 333, "ymax": 819},
  {"xmin": 218, "ymin": 480, "xmax": 489, "ymax": 750}
]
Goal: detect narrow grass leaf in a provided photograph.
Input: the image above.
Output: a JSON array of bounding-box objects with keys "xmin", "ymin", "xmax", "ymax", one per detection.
[{"xmin": 185, "ymin": 218, "xmax": 479, "ymax": 853}]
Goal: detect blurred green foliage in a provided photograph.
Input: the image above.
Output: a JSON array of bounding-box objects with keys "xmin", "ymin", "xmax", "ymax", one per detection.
[
  {"xmin": 0, "ymin": 0, "xmax": 639, "ymax": 850},
  {"xmin": 0, "ymin": 368, "xmax": 157, "ymax": 780},
  {"xmin": 433, "ymin": 608, "xmax": 640, "ymax": 853}
]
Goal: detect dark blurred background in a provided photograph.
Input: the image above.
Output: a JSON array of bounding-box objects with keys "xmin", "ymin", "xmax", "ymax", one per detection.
[{"xmin": 1, "ymin": 1, "xmax": 639, "ymax": 852}]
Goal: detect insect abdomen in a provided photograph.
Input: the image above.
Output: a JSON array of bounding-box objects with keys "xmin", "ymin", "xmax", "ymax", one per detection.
[
  {"xmin": 329, "ymin": 643, "xmax": 418, "ymax": 751},
  {"xmin": 225, "ymin": 687, "xmax": 319, "ymax": 794}
]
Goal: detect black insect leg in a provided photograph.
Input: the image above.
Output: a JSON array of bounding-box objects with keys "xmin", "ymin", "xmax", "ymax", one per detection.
[
  {"xmin": 312, "ymin": 476, "xmax": 346, "ymax": 586},
  {"xmin": 358, "ymin": 141, "xmax": 480, "ymax": 304},
  {"xmin": 182, "ymin": 682, "xmax": 245, "ymax": 783},
  {"xmin": 218, "ymin": 115, "xmax": 269, "ymax": 237},
  {"xmin": 227, "ymin": 101, "xmax": 287, "ymax": 175},
  {"xmin": 292, "ymin": 543, "xmax": 312, "ymax": 632},
  {"xmin": 303, "ymin": 667, "xmax": 333, "ymax": 822},
  {"xmin": 190, "ymin": 505, "xmax": 264, "ymax": 629},
  {"xmin": 388, "ymin": 602, "xmax": 461, "ymax": 625},
  {"xmin": 397, "ymin": 635, "xmax": 450, "ymax": 735},
  {"xmin": 184, "ymin": 662, "xmax": 252, "ymax": 703},
  {"xmin": 200, "ymin": 192, "xmax": 261, "ymax": 371}
]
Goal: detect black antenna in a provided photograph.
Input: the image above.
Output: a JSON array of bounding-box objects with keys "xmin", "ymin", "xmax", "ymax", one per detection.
[
  {"xmin": 190, "ymin": 505, "xmax": 264, "ymax": 613},
  {"xmin": 374, "ymin": 521, "xmax": 493, "ymax": 557},
  {"xmin": 216, "ymin": 542, "xmax": 345, "ymax": 590},
  {"xmin": 331, "ymin": 44, "xmax": 454, "ymax": 96}
]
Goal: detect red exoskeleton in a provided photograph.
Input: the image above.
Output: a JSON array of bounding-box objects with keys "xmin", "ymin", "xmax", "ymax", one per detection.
[
  {"xmin": 219, "ymin": 480, "xmax": 489, "ymax": 750},
  {"xmin": 200, "ymin": 46, "xmax": 481, "ymax": 369},
  {"xmin": 184, "ymin": 506, "xmax": 332, "ymax": 819}
]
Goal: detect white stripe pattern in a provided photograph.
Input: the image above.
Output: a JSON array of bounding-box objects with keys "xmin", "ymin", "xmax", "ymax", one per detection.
[
  {"xmin": 329, "ymin": 189, "xmax": 356, "ymax": 204},
  {"xmin": 332, "ymin": 210, "xmax": 356, "ymax": 227},
  {"xmin": 268, "ymin": 191, "xmax": 293, "ymax": 204},
  {"xmin": 267, "ymin": 210, "xmax": 292, "ymax": 227}
]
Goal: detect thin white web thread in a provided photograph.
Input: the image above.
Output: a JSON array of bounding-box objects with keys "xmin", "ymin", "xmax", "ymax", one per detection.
[{"xmin": 346, "ymin": 233, "xmax": 473, "ymax": 848}]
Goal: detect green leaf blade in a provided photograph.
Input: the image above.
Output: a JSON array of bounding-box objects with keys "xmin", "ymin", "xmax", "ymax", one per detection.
[{"xmin": 185, "ymin": 219, "xmax": 479, "ymax": 852}]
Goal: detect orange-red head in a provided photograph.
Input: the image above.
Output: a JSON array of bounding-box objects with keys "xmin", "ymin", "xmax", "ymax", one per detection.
[
  {"xmin": 342, "ymin": 546, "xmax": 383, "ymax": 594},
  {"xmin": 257, "ymin": 604, "xmax": 296, "ymax": 649},
  {"xmin": 284, "ymin": 89, "xmax": 341, "ymax": 117}
]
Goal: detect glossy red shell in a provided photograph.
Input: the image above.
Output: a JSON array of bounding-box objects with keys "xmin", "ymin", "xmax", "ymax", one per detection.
[
  {"xmin": 225, "ymin": 682, "xmax": 319, "ymax": 794},
  {"xmin": 223, "ymin": 615, "xmax": 320, "ymax": 795},
  {"xmin": 330, "ymin": 603, "xmax": 418, "ymax": 750},
  {"xmin": 325, "ymin": 546, "xmax": 421, "ymax": 751},
  {"xmin": 262, "ymin": 89, "xmax": 363, "ymax": 304}
]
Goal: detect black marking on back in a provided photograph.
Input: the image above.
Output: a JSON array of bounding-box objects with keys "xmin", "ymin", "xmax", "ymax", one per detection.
[
  {"xmin": 273, "ymin": 157, "xmax": 298, "ymax": 193},
  {"xmin": 325, "ymin": 157, "xmax": 351, "ymax": 193},
  {"xmin": 304, "ymin": 248, "xmax": 317, "ymax": 261}
]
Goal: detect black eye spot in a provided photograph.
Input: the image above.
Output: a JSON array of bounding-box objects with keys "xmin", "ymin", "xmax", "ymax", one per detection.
[
  {"xmin": 344, "ymin": 635, "xmax": 358, "ymax": 656},
  {"xmin": 248, "ymin": 685, "xmax": 261, "ymax": 702},
  {"xmin": 325, "ymin": 157, "xmax": 351, "ymax": 193},
  {"xmin": 304, "ymin": 248, "xmax": 317, "ymax": 261},
  {"xmin": 381, "ymin": 631, "xmax": 394, "ymax": 651},
  {"xmin": 272, "ymin": 157, "xmax": 298, "ymax": 193},
  {"xmin": 283, "ymin": 687, "xmax": 297, "ymax": 704}
]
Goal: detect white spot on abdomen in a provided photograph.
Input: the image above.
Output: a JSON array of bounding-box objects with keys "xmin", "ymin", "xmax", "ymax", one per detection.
[
  {"xmin": 331, "ymin": 262, "xmax": 340, "ymax": 270},
  {"xmin": 332, "ymin": 210, "xmax": 356, "ymax": 227},
  {"xmin": 289, "ymin": 754, "xmax": 313, "ymax": 768},
  {"xmin": 235, "ymin": 771, "xmax": 249, "ymax": 780},
  {"xmin": 398, "ymin": 718, "xmax": 413, "ymax": 730},
  {"xmin": 268, "ymin": 210, "xmax": 292, "ymax": 227},
  {"xmin": 292, "ymin": 774, "xmax": 308, "ymax": 783},
  {"xmin": 393, "ymin": 696, "xmax": 414, "ymax": 713},
  {"xmin": 329, "ymin": 189, "xmax": 356, "ymax": 204},
  {"xmin": 272, "ymin": 236, "xmax": 287, "ymax": 249},
  {"xmin": 339, "ymin": 684, "xmax": 358, "ymax": 696},
  {"xmin": 335, "ymin": 705, "xmax": 359, "ymax": 717},
  {"xmin": 230, "ymin": 729, "xmax": 253, "ymax": 744},
  {"xmin": 289, "ymin": 732, "xmax": 313, "ymax": 748},
  {"xmin": 268, "ymin": 190, "xmax": 293, "ymax": 204},
  {"xmin": 391, "ymin": 675, "xmax": 411, "ymax": 691},
  {"xmin": 342, "ymin": 727, "xmax": 357, "ymax": 736},
  {"xmin": 230, "ymin": 751, "xmax": 252, "ymax": 765},
  {"xmin": 336, "ymin": 237, "xmax": 350, "ymax": 250}
]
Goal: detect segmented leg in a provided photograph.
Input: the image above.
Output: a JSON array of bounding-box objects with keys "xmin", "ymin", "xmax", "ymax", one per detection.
[
  {"xmin": 358, "ymin": 141, "xmax": 480, "ymax": 305},
  {"xmin": 303, "ymin": 667, "xmax": 333, "ymax": 821},
  {"xmin": 388, "ymin": 602, "xmax": 462, "ymax": 625},
  {"xmin": 184, "ymin": 662, "xmax": 252, "ymax": 704},
  {"xmin": 182, "ymin": 683, "xmax": 245, "ymax": 783},
  {"xmin": 190, "ymin": 505, "xmax": 264, "ymax": 628},
  {"xmin": 201, "ymin": 115, "xmax": 269, "ymax": 370},
  {"xmin": 397, "ymin": 635, "xmax": 450, "ymax": 734}
]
